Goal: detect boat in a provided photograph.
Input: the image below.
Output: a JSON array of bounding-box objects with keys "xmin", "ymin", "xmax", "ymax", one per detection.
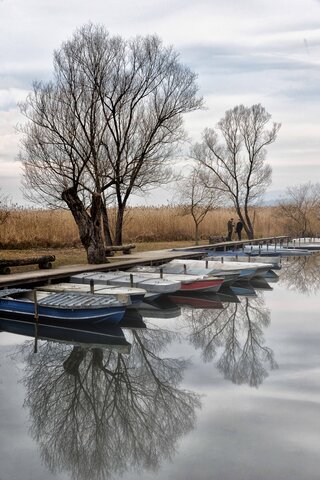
[
  {"xmin": 127, "ymin": 268, "xmax": 224, "ymax": 292},
  {"xmin": 0, "ymin": 288, "xmax": 126, "ymax": 324},
  {"xmin": 38, "ymin": 282, "xmax": 146, "ymax": 305},
  {"xmin": 164, "ymin": 259, "xmax": 259, "ymax": 281},
  {"xmin": 0, "ymin": 316, "xmax": 131, "ymax": 353},
  {"xmin": 205, "ymin": 254, "xmax": 282, "ymax": 270},
  {"xmin": 201, "ymin": 258, "xmax": 275, "ymax": 277},
  {"xmin": 70, "ymin": 271, "xmax": 181, "ymax": 294},
  {"xmin": 243, "ymin": 245, "xmax": 311, "ymax": 256},
  {"xmin": 137, "ymin": 263, "xmax": 240, "ymax": 285}
]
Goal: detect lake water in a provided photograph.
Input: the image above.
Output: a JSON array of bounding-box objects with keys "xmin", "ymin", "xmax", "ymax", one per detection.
[{"xmin": 0, "ymin": 254, "xmax": 320, "ymax": 480}]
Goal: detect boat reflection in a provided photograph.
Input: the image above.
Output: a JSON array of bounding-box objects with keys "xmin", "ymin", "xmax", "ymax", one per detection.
[
  {"xmin": 16, "ymin": 326, "xmax": 200, "ymax": 480},
  {"xmin": 279, "ymin": 253, "xmax": 320, "ymax": 294},
  {"xmin": 0, "ymin": 317, "xmax": 131, "ymax": 352}
]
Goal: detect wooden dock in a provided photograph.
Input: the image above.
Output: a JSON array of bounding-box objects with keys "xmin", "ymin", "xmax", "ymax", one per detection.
[{"xmin": 0, "ymin": 236, "xmax": 290, "ymax": 289}]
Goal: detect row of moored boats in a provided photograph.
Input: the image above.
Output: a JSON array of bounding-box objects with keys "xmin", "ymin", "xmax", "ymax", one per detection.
[{"xmin": 0, "ymin": 238, "xmax": 319, "ymax": 326}]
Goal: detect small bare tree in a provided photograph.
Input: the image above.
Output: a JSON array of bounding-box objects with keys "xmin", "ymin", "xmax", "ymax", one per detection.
[
  {"xmin": 191, "ymin": 104, "xmax": 281, "ymax": 239},
  {"xmin": 177, "ymin": 167, "xmax": 220, "ymax": 245},
  {"xmin": 0, "ymin": 191, "xmax": 11, "ymax": 226},
  {"xmin": 19, "ymin": 24, "xmax": 202, "ymax": 263},
  {"xmin": 277, "ymin": 182, "xmax": 320, "ymax": 237}
]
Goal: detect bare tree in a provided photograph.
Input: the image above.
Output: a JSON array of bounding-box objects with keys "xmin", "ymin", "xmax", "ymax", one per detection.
[
  {"xmin": 177, "ymin": 167, "xmax": 221, "ymax": 245},
  {"xmin": 191, "ymin": 104, "xmax": 281, "ymax": 239},
  {"xmin": 19, "ymin": 23, "xmax": 203, "ymax": 263},
  {"xmin": 0, "ymin": 191, "xmax": 11, "ymax": 227},
  {"xmin": 277, "ymin": 182, "xmax": 320, "ymax": 237}
]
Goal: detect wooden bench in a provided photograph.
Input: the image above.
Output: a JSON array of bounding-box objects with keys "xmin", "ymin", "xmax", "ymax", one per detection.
[
  {"xmin": 105, "ymin": 244, "xmax": 136, "ymax": 257},
  {"xmin": 0, "ymin": 255, "xmax": 56, "ymax": 274}
]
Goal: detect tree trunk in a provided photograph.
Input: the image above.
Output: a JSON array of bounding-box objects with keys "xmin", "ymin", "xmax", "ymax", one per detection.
[
  {"xmin": 115, "ymin": 204, "xmax": 125, "ymax": 245},
  {"xmin": 102, "ymin": 206, "xmax": 113, "ymax": 246},
  {"xmin": 195, "ymin": 223, "xmax": 199, "ymax": 245},
  {"xmin": 234, "ymin": 205, "xmax": 254, "ymax": 240},
  {"xmin": 243, "ymin": 204, "xmax": 254, "ymax": 239},
  {"xmin": 62, "ymin": 188, "xmax": 107, "ymax": 264}
]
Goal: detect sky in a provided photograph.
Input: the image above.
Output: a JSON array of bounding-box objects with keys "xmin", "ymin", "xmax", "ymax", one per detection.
[{"xmin": 0, "ymin": 0, "xmax": 319, "ymax": 206}]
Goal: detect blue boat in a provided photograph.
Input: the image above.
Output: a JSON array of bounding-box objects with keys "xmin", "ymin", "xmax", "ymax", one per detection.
[{"xmin": 0, "ymin": 289, "xmax": 126, "ymax": 325}]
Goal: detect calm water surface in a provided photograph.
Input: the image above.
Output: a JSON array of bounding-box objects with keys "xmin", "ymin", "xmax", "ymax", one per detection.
[{"xmin": 0, "ymin": 254, "xmax": 320, "ymax": 480}]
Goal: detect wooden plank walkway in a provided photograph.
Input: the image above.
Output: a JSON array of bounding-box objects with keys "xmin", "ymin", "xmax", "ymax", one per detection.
[{"xmin": 0, "ymin": 236, "xmax": 290, "ymax": 288}]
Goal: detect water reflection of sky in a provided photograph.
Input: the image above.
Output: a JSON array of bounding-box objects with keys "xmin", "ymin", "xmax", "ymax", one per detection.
[{"xmin": 0, "ymin": 254, "xmax": 320, "ymax": 480}]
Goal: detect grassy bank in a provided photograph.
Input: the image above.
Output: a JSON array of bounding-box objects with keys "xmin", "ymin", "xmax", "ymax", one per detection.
[{"xmin": 0, "ymin": 241, "xmax": 199, "ymax": 273}]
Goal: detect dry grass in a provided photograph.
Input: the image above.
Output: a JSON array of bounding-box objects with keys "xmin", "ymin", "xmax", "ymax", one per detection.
[
  {"xmin": 0, "ymin": 206, "xmax": 275, "ymax": 248},
  {"xmin": 0, "ymin": 205, "xmax": 318, "ymax": 252}
]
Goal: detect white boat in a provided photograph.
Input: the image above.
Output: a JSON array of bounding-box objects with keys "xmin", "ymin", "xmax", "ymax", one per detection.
[
  {"xmin": 243, "ymin": 245, "xmax": 311, "ymax": 256},
  {"xmin": 128, "ymin": 268, "xmax": 224, "ymax": 292},
  {"xmin": 70, "ymin": 271, "xmax": 181, "ymax": 294},
  {"xmin": 38, "ymin": 282, "xmax": 146, "ymax": 305},
  {"xmin": 134, "ymin": 264, "xmax": 240, "ymax": 285},
  {"xmin": 164, "ymin": 259, "xmax": 260, "ymax": 280},
  {"xmin": 201, "ymin": 258, "xmax": 275, "ymax": 277},
  {"xmin": 206, "ymin": 255, "xmax": 282, "ymax": 270}
]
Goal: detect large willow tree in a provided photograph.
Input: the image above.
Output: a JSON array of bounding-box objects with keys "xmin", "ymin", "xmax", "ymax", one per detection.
[{"xmin": 19, "ymin": 24, "xmax": 202, "ymax": 263}]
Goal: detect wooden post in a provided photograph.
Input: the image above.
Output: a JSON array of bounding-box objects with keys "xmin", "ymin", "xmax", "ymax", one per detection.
[
  {"xmin": 130, "ymin": 274, "xmax": 134, "ymax": 287},
  {"xmin": 205, "ymin": 260, "xmax": 208, "ymax": 268},
  {"xmin": 90, "ymin": 279, "xmax": 94, "ymax": 294},
  {"xmin": 160, "ymin": 268, "xmax": 163, "ymax": 279},
  {"xmin": 33, "ymin": 289, "xmax": 39, "ymax": 354}
]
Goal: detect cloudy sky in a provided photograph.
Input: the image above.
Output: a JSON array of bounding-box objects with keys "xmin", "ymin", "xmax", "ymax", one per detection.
[{"xmin": 0, "ymin": 0, "xmax": 319, "ymax": 205}]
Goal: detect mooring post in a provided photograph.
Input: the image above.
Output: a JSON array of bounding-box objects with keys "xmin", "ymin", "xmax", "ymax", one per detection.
[
  {"xmin": 90, "ymin": 279, "xmax": 94, "ymax": 294},
  {"xmin": 160, "ymin": 268, "xmax": 163, "ymax": 279},
  {"xmin": 33, "ymin": 289, "xmax": 39, "ymax": 354},
  {"xmin": 205, "ymin": 260, "xmax": 208, "ymax": 268},
  {"xmin": 130, "ymin": 274, "xmax": 134, "ymax": 287}
]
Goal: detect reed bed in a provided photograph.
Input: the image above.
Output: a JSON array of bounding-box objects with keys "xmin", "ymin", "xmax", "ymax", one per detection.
[{"xmin": 0, "ymin": 205, "xmax": 317, "ymax": 249}]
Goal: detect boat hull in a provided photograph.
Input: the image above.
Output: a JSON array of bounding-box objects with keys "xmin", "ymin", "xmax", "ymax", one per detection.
[
  {"xmin": 179, "ymin": 278, "xmax": 222, "ymax": 292},
  {"xmin": 0, "ymin": 298, "xmax": 125, "ymax": 324}
]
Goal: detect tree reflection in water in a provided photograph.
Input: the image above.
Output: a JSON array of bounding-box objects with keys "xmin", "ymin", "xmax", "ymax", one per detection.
[
  {"xmin": 19, "ymin": 329, "xmax": 201, "ymax": 480},
  {"xmin": 181, "ymin": 294, "xmax": 277, "ymax": 387},
  {"xmin": 279, "ymin": 254, "xmax": 320, "ymax": 295}
]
